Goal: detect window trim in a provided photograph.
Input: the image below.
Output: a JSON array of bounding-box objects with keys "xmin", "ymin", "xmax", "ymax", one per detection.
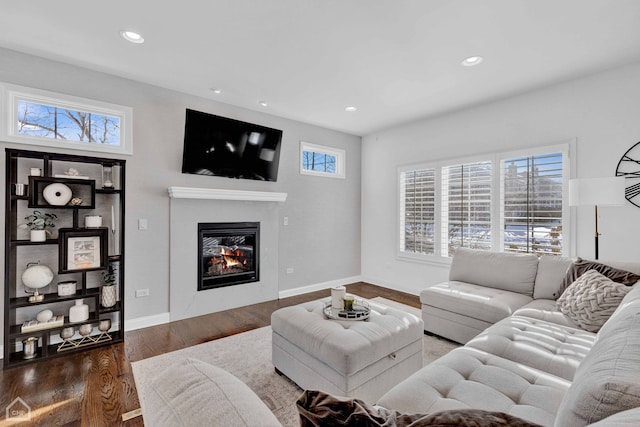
[
  {"xmin": 397, "ymin": 142, "xmax": 572, "ymax": 262},
  {"xmin": 0, "ymin": 82, "xmax": 133, "ymax": 155},
  {"xmin": 299, "ymin": 141, "xmax": 346, "ymax": 179}
]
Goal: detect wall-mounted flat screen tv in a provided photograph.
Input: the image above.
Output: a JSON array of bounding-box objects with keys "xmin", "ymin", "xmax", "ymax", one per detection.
[{"xmin": 181, "ymin": 109, "xmax": 283, "ymax": 182}]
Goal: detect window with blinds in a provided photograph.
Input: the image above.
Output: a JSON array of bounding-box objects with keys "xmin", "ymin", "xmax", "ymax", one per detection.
[
  {"xmin": 441, "ymin": 161, "xmax": 492, "ymax": 256},
  {"xmin": 502, "ymin": 152, "xmax": 564, "ymax": 255},
  {"xmin": 398, "ymin": 144, "xmax": 568, "ymax": 260},
  {"xmin": 399, "ymin": 168, "xmax": 436, "ymax": 255}
]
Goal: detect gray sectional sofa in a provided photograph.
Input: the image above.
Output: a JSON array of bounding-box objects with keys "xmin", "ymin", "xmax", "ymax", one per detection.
[
  {"xmin": 139, "ymin": 248, "xmax": 640, "ymax": 426},
  {"xmin": 377, "ymin": 248, "xmax": 640, "ymax": 426}
]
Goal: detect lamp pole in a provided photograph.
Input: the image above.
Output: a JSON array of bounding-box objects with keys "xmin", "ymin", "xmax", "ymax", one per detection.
[{"xmin": 594, "ymin": 205, "xmax": 599, "ymax": 260}]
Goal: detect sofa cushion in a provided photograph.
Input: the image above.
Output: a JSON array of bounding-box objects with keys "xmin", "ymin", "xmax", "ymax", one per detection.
[
  {"xmin": 556, "ymin": 258, "xmax": 640, "ymax": 298},
  {"xmin": 377, "ymin": 347, "xmax": 570, "ymax": 427},
  {"xmin": 587, "ymin": 407, "xmax": 640, "ymax": 426},
  {"xmin": 513, "ymin": 299, "xmax": 578, "ymax": 328},
  {"xmin": 421, "ymin": 281, "xmax": 532, "ymax": 324},
  {"xmin": 449, "ymin": 248, "xmax": 539, "ymax": 296},
  {"xmin": 298, "ymin": 390, "xmax": 543, "ymax": 427},
  {"xmin": 533, "ymin": 255, "xmax": 573, "ymax": 299},
  {"xmin": 139, "ymin": 357, "xmax": 282, "ymax": 427},
  {"xmin": 557, "ymin": 270, "xmax": 632, "ymax": 332},
  {"xmin": 553, "ymin": 288, "xmax": 640, "ymax": 426},
  {"xmin": 466, "ymin": 315, "xmax": 595, "ymax": 381}
]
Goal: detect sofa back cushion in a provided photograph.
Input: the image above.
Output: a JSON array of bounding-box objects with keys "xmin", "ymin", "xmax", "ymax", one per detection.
[
  {"xmin": 449, "ymin": 248, "xmax": 538, "ymax": 296},
  {"xmin": 553, "ymin": 284, "xmax": 640, "ymax": 427},
  {"xmin": 534, "ymin": 256, "xmax": 574, "ymax": 299}
]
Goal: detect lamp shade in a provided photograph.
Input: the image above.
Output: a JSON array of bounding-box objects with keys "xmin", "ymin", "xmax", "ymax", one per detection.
[{"xmin": 569, "ymin": 177, "xmax": 626, "ymax": 207}]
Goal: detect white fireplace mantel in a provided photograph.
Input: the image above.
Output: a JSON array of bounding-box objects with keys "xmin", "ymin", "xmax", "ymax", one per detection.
[{"xmin": 168, "ymin": 186, "xmax": 288, "ymax": 202}]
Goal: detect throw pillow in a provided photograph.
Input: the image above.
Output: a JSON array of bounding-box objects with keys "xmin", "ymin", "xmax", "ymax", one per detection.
[
  {"xmin": 557, "ymin": 270, "xmax": 632, "ymax": 332},
  {"xmin": 297, "ymin": 390, "xmax": 543, "ymax": 427},
  {"xmin": 555, "ymin": 258, "xmax": 640, "ymax": 299}
]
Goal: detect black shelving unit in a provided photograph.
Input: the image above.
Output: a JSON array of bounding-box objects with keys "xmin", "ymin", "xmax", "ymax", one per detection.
[{"xmin": 4, "ymin": 148, "xmax": 125, "ymax": 368}]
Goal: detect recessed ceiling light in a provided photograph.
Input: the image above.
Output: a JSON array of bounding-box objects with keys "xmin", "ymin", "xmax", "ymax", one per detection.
[
  {"xmin": 210, "ymin": 88, "xmax": 222, "ymax": 94},
  {"xmin": 258, "ymin": 100, "xmax": 268, "ymax": 107},
  {"xmin": 120, "ymin": 30, "xmax": 144, "ymax": 44},
  {"xmin": 345, "ymin": 106, "xmax": 357, "ymax": 112},
  {"xmin": 461, "ymin": 56, "xmax": 483, "ymax": 67}
]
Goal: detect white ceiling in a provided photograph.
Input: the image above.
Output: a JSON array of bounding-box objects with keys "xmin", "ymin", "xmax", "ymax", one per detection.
[{"xmin": 2, "ymin": 1, "xmax": 640, "ymax": 136}]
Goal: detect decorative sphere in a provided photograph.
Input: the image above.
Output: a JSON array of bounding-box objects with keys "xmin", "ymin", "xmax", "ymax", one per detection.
[
  {"xmin": 36, "ymin": 309, "xmax": 53, "ymax": 322},
  {"xmin": 22, "ymin": 264, "xmax": 54, "ymax": 289}
]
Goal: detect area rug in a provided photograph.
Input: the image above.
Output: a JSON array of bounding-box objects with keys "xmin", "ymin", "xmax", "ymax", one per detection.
[{"xmin": 132, "ymin": 297, "xmax": 458, "ymax": 426}]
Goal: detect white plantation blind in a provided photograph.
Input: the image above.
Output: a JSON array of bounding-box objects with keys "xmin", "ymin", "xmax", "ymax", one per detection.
[
  {"xmin": 400, "ymin": 168, "xmax": 436, "ymax": 255},
  {"xmin": 502, "ymin": 152, "xmax": 564, "ymax": 255},
  {"xmin": 441, "ymin": 161, "xmax": 492, "ymax": 257}
]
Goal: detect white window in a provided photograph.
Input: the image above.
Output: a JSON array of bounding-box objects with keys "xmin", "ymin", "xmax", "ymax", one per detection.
[
  {"xmin": 398, "ymin": 143, "xmax": 570, "ymax": 260},
  {"xmin": 1, "ymin": 82, "xmax": 133, "ymax": 155},
  {"xmin": 300, "ymin": 141, "xmax": 345, "ymax": 178},
  {"xmin": 441, "ymin": 161, "xmax": 493, "ymax": 256},
  {"xmin": 501, "ymin": 151, "xmax": 565, "ymax": 255},
  {"xmin": 399, "ymin": 168, "xmax": 436, "ymax": 256}
]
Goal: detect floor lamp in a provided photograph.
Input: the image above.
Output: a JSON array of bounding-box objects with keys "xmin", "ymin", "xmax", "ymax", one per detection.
[{"xmin": 569, "ymin": 177, "xmax": 625, "ymax": 260}]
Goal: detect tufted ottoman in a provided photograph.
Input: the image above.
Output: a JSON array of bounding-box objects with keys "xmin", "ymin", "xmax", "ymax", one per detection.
[{"xmin": 271, "ymin": 297, "xmax": 423, "ymax": 403}]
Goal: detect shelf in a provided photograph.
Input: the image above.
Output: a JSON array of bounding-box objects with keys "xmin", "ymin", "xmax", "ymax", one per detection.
[
  {"xmin": 99, "ymin": 301, "xmax": 121, "ymax": 314},
  {"xmin": 10, "ymin": 238, "xmax": 58, "ymax": 246},
  {"xmin": 11, "ymin": 288, "xmax": 99, "ymax": 308},
  {"xmin": 10, "ymin": 313, "xmax": 100, "ymax": 338},
  {"xmin": 28, "ymin": 176, "xmax": 96, "ymax": 209},
  {"xmin": 5, "ymin": 331, "xmax": 124, "ymax": 368},
  {"xmin": 168, "ymin": 186, "xmax": 288, "ymax": 202},
  {"xmin": 95, "ymin": 188, "xmax": 122, "ymax": 194},
  {"xmin": 5, "ymin": 149, "xmax": 125, "ymax": 369}
]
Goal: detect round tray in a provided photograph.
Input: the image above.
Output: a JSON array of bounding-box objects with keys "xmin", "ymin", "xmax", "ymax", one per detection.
[{"xmin": 323, "ymin": 299, "xmax": 370, "ymax": 321}]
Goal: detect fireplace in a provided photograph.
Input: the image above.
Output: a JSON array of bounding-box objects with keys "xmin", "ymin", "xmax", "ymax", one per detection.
[{"xmin": 198, "ymin": 222, "xmax": 259, "ymax": 290}]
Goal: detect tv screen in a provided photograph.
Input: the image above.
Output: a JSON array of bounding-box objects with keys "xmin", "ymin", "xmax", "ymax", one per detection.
[{"xmin": 181, "ymin": 109, "xmax": 283, "ymax": 182}]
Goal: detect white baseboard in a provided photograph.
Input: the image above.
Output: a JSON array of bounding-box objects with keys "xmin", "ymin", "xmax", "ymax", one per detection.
[
  {"xmin": 125, "ymin": 312, "xmax": 171, "ymax": 331},
  {"xmin": 278, "ymin": 275, "xmax": 363, "ymax": 299},
  {"xmin": 359, "ymin": 275, "xmax": 420, "ymax": 296}
]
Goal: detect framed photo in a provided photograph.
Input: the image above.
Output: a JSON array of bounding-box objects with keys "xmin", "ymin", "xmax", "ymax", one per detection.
[{"xmin": 58, "ymin": 228, "xmax": 108, "ymax": 273}]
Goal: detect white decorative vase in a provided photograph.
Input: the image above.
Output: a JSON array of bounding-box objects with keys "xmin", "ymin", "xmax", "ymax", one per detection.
[
  {"xmin": 69, "ymin": 299, "xmax": 89, "ymax": 323},
  {"xmin": 30, "ymin": 229, "xmax": 46, "ymax": 242},
  {"xmin": 101, "ymin": 285, "xmax": 117, "ymax": 308}
]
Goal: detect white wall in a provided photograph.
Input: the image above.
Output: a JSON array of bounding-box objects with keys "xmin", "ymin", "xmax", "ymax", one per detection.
[
  {"xmin": 361, "ymin": 62, "xmax": 640, "ymax": 295},
  {"xmin": 0, "ymin": 48, "xmax": 361, "ymax": 333}
]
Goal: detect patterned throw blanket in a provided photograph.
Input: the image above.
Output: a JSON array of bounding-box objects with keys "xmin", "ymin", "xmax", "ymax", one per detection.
[{"xmin": 297, "ymin": 390, "xmax": 542, "ymax": 427}]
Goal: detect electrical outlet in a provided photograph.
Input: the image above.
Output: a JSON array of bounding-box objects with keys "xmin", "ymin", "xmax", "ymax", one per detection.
[
  {"xmin": 283, "ymin": 216, "xmax": 289, "ymax": 226},
  {"xmin": 135, "ymin": 289, "xmax": 150, "ymax": 298},
  {"xmin": 286, "ymin": 268, "xmax": 294, "ymax": 274},
  {"xmin": 138, "ymin": 218, "xmax": 148, "ymax": 230}
]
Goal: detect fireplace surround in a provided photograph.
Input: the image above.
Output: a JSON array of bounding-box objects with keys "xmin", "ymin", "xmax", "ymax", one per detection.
[{"xmin": 198, "ymin": 222, "xmax": 260, "ymax": 290}]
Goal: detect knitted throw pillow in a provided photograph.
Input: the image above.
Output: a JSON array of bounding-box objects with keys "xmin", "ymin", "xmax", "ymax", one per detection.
[
  {"xmin": 555, "ymin": 258, "xmax": 640, "ymax": 299},
  {"xmin": 557, "ymin": 270, "xmax": 633, "ymax": 332}
]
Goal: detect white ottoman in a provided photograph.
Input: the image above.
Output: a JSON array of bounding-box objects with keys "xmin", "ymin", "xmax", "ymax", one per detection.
[{"xmin": 271, "ymin": 298, "xmax": 424, "ymax": 403}]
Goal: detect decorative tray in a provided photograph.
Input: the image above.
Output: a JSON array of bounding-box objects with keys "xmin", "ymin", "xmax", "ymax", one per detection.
[{"xmin": 323, "ymin": 299, "xmax": 370, "ymax": 321}]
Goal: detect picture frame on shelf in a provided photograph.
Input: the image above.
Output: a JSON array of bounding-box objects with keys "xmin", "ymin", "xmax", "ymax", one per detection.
[{"xmin": 58, "ymin": 228, "xmax": 108, "ymax": 273}]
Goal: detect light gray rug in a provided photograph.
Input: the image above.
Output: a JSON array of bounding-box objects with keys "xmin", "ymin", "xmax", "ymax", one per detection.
[{"xmin": 132, "ymin": 297, "xmax": 459, "ymax": 426}]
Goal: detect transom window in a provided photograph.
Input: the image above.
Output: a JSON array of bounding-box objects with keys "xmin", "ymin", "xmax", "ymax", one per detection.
[
  {"xmin": 300, "ymin": 141, "xmax": 345, "ymax": 179},
  {"xmin": 399, "ymin": 144, "xmax": 569, "ymax": 259},
  {"xmin": 1, "ymin": 82, "xmax": 133, "ymax": 155}
]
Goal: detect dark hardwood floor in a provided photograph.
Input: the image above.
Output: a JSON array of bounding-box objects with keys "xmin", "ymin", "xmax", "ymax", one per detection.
[{"xmin": 0, "ymin": 282, "xmax": 419, "ymax": 426}]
